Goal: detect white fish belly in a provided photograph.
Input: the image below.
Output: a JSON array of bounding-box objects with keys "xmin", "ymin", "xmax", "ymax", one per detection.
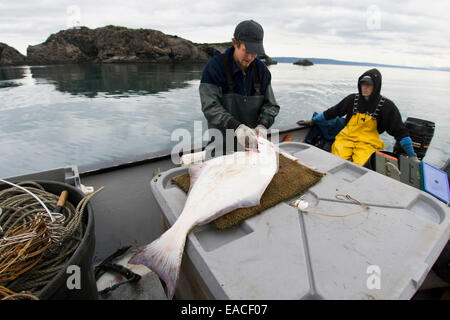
[{"xmin": 181, "ymin": 137, "xmax": 278, "ymax": 226}]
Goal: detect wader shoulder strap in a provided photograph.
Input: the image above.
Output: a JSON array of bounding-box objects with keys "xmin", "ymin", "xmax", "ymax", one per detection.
[
  {"xmin": 221, "ymin": 53, "xmax": 262, "ymax": 96},
  {"xmin": 372, "ymin": 96, "xmax": 385, "ymax": 120},
  {"xmin": 252, "ymin": 63, "xmax": 261, "ymax": 95},
  {"xmin": 352, "ymin": 94, "xmax": 359, "ymax": 115},
  {"xmin": 352, "ymin": 94, "xmax": 385, "ymax": 120},
  {"xmin": 221, "ymin": 53, "xmax": 234, "ymax": 92}
]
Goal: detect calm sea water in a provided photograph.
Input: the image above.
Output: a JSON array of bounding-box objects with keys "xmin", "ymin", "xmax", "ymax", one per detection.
[{"xmin": 1, "ymin": 62, "xmax": 449, "ymax": 178}]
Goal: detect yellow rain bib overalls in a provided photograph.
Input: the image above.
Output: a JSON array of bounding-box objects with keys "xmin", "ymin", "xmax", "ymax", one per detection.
[{"xmin": 332, "ymin": 94, "xmax": 386, "ymax": 166}]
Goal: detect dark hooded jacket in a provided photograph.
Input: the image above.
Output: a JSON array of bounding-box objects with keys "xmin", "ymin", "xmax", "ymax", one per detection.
[{"xmin": 322, "ymin": 68, "xmax": 409, "ymax": 141}]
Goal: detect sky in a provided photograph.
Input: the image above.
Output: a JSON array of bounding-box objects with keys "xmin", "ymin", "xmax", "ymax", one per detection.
[{"xmin": 1, "ymin": 0, "xmax": 449, "ymax": 68}]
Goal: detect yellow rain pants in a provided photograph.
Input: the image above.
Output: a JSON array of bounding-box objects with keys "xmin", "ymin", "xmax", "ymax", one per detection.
[{"xmin": 331, "ymin": 113, "xmax": 386, "ymax": 166}]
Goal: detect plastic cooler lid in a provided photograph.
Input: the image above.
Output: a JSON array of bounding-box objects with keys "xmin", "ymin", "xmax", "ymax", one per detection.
[
  {"xmin": 151, "ymin": 142, "xmax": 450, "ymax": 299},
  {"xmin": 421, "ymin": 161, "xmax": 450, "ymax": 204}
]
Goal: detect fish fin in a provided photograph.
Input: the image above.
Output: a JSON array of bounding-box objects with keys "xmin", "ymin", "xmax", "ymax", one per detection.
[{"xmin": 128, "ymin": 226, "xmax": 186, "ymax": 299}]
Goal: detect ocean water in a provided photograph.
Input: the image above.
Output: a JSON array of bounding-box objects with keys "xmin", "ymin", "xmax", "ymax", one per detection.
[{"xmin": 1, "ymin": 62, "xmax": 449, "ymax": 178}]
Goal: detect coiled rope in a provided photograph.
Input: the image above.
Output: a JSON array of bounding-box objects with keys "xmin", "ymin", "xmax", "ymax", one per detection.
[
  {"xmin": 0, "ymin": 285, "xmax": 38, "ymax": 300},
  {"xmin": 290, "ymin": 193, "xmax": 371, "ymax": 218},
  {"xmin": 0, "ymin": 181, "xmax": 103, "ymax": 298}
]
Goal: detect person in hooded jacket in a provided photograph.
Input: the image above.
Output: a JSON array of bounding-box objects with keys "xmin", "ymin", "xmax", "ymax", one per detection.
[{"xmin": 299, "ymin": 68, "xmax": 417, "ymax": 166}]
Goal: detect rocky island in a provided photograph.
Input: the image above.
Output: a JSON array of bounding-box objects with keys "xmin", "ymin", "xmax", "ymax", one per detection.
[
  {"xmin": 0, "ymin": 25, "xmax": 276, "ymax": 66},
  {"xmin": 294, "ymin": 58, "xmax": 313, "ymax": 66},
  {"xmin": 0, "ymin": 43, "xmax": 27, "ymax": 66}
]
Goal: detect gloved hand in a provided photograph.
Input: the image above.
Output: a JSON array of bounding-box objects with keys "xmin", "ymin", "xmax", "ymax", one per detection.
[
  {"xmin": 297, "ymin": 113, "xmax": 325, "ymax": 126},
  {"xmin": 409, "ymin": 156, "xmax": 420, "ymax": 164},
  {"xmin": 255, "ymin": 124, "xmax": 267, "ymax": 139},
  {"xmin": 399, "ymin": 136, "xmax": 417, "ymax": 157},
  {"xmin": 235, "ymin": 124, "xmax": 258, "ymax": 149},
  {"xmin": 312, "ymin": 113, "xmax": 325, "ymax": 123},
  {"xmin": 296, "ymin": 119, "xmax": 312, "ymax": 126}
]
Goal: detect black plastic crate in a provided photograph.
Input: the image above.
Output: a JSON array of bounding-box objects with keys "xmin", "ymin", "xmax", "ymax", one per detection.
[{"xmin": 393, "ymin": 117, "xmax": 435, "ymax": 160}]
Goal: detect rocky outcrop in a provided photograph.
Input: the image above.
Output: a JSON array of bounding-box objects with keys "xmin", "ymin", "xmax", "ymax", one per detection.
[
  {"xmin": 294, "ymin": 58, "xmax": 313, "ymax": 66},
  {"xmin": 0, "ymin": 43, "xmax": 27, "ymax": 66},
  {"xmin": 26, "ymin": 26, "xmax": 276, "ymax": 65},
  {"xmin": 261, "ymin": 54, "xmax": 277, "ymax": 66},
  {"xmin": 27, "ymin": 26, "xmax": 212, "ymax": 64}
]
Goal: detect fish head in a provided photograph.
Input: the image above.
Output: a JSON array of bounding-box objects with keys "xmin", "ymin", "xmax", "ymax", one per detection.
[
  {"xmin": 256, "ymin": 136, "xmax": 277, "ymax": 154},
  {"xmin": 254, "ymin": 136, "xmax": 279, "ymax": 175}
]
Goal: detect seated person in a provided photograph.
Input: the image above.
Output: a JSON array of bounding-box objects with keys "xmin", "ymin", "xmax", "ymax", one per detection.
[{"xmin": 299, "ymin": 68, "xmax": 417, "ymax": 166}]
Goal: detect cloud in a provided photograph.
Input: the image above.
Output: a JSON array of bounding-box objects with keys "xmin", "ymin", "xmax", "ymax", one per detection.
[{"xmin": 0, "ymin": 0, "xmax": 449, "ymax": 68}]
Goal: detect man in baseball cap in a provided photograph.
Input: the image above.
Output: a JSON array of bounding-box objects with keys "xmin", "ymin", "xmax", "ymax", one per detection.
[{"xmin": 199, "ymin": 20, "xmax": 280, "ymax": 156}]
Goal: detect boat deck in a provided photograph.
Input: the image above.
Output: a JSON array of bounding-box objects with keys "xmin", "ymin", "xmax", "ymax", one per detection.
[{"xmin": 81, "ymin": 157, "xmax": 173, "ymax": 263}]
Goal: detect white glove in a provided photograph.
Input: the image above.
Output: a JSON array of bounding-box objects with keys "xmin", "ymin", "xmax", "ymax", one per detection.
[
  {"xmin": 255, "ymin": 125, "xmax": 267, "ymax": 139},
  {"xmin": 409, "ymin": 156, "xmax": 420, "ymax": 164},
  {"xmin": 235, "ymin": 124, "xmax": 258, "ymax": 149},
  {"xmin": 180, "ymin": 150, "xmax": 206, "ymax": 166},
  {"xmin": 296, "ymin": 119, "xmax": 313, "ymax": 126}
]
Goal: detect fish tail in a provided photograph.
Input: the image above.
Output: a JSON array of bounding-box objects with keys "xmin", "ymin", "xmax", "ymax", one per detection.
[{"xmin": 128, "ymin": 224, "xmax": 188, "ymax": 299}]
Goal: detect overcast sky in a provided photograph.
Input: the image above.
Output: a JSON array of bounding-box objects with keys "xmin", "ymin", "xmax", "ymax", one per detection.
[{"xmin": 1, "ymin": 0, "xmax": 449, "ymax": 68}]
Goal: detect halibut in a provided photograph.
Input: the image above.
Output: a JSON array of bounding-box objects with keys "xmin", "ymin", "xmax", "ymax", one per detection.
[{"xmin": 129, "ymin": 137, "xmax": 278, "ymax": 299}]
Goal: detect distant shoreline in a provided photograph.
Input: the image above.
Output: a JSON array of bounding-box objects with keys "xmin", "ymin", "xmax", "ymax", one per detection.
[{"xmin": 272, "ymin": 57, "xmax": 450, "ymax": 72}]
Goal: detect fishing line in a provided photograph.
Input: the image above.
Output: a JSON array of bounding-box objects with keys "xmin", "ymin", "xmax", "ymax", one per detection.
[{"xmin": 289, "ymin": 193, "xmax": 371, "ymax": 218}]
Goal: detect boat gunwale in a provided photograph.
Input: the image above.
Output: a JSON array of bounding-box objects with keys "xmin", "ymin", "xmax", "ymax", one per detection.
[{"xmin": 79, "ymin": 124, "xmax": 308, "ymax": 177}]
